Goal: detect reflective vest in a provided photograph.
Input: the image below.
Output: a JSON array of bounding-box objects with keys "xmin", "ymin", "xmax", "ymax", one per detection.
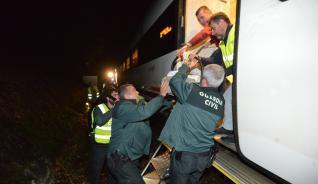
[
  {"xmin": 88, "ymin": 87, "xmax": 93, "ymax": 100},
  {"xmin": 219, "ymin": 24, "xmax": 235, "ymax": 84},
  {"xmin": 91, "ymin": 103, "xmax": 112, "ymax": 144},
  {"xmin": 93, "ymin": 86, "xmax": 100, "ymax": 98}
]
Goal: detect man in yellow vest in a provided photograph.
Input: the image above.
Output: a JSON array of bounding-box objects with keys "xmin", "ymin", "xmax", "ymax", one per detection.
[
  {"xmin": 209, "ymin": 12, "xmax": 235, "ymax": 140},
  {"xmin": 87, "ymin": 85, "xmax": 93, "ymax": 101},
  {"xmin": 89, "ymin": 88, "xmax": 119, "ymax": 184}
]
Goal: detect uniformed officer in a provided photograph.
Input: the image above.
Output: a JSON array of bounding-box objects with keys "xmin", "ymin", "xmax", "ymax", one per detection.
[
  {"xmin": 159, "ymin": 60, "xmax": 225, "ymax": 183},
  {"xmin": 107, "ymin": 82, "xmax": 169, "ymax": 183},
  {"xmin": 89, "ymin": 89, "xmax": 119, "ymax": 184},
  {"xmin": 210, "ymin": 12, "xmax": 235, "ymax": 136}
]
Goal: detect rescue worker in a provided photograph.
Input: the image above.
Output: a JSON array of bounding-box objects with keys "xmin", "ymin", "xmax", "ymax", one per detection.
[
  {"xmin": 89, "ymin": 88, "xmax": 119, "ymax": 184},
  {"xmin": 107, "ymin": 82, "xmax": 169, "ymax": 183},
  {"xmin": 87, "ymin": 85, "xmax": 93, "ymax": 101},
  {"xmin": 209, "ymin": 12, "xmax": 235, "ymax": 138},
  {"xmin": 87, "ymin": 83, "xmax": 100, "ymax": 103},
  {"xmin": 93, "ymin": 85, "xmax": 100, "ymax": 99},
  {"xmin": 159, "ymin": 59, "xmax": 225, "ymax": 183},
  {"xmin": 210, "ymin": 12, "xmax": 235, "ymax": 84}
]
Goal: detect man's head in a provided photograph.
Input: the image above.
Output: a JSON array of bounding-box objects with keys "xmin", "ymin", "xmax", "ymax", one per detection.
[
  {"xmin": 119, "ymin": 84, "xmax": 139, "ymax": 102},
  {"xmin": 209, "ymin": 12, "xmax": 231, "ymax": 40},
  {"xmin": 196, "ymin": 6, "xmax": 213, "ymax": 27},
  {"xmin": 111, "ymin": 90, "xmax": 120, "ymax": 102},
  {"xmin": 100, "ymin": 87, "xmax": 119, "ymax": 106},
  {"xmin": 201, "ymin": 64, "xmax": 225, "ymax": 88}
]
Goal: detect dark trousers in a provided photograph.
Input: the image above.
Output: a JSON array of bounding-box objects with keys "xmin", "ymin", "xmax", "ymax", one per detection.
[
  {"xmin": 90, "ymin": 142, "xmax": 116, "ymax": 184},
  {"xmin": 107, "ymin": 151, "xmax": 145, "ymax": 184},
  {"xmin": 170, "ymin": 149, "xmax": 213, "ymax": 184}
]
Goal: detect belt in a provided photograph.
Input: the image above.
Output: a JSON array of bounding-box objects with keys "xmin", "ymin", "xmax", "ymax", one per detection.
[{"xmin": 110, "ymin": 150, "xmax": 129, "ymax": 161}]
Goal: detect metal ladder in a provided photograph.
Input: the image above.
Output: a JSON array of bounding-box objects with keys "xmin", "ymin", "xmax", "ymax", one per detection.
[{"xmin": 142, "ymin": 142, "xmax": 172, "ymax": 184}]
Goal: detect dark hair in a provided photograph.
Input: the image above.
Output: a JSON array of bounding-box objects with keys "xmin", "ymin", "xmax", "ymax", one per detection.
[
  {"xmin": 108, "ymin": 85, "xmax": 117, "ymax": 92},
  {"xmin": 195, "ymin": 6, "xmax": 212, "ymax": 16},
  {"xmin": 119, "ymin": 84, "xmax": 133, "ymax": 99},
  {"xmin": 209, "ymin": 12, "xmax": 231, "ymax": 25}
]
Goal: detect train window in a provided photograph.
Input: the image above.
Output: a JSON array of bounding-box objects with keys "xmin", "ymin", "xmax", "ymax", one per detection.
[
  {"xmin": 132, "ymin": 48, "xmax": 138, "ymax": 66},
  {"xmin": 126, "ymin": 57, "xmax": 131, "ymax": 70},
  {"xmin": 118, "ymin": 65, "xmax": 122, "ymax": 73},
  {"xmin": 138, "ymin": 1, "xmax": 178, "ymax": 65}
]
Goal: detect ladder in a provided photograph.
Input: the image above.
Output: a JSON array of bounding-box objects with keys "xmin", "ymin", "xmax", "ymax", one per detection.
[{"xmin": 142, "ymin": 137, "xmax": 276, "ymax": 184}]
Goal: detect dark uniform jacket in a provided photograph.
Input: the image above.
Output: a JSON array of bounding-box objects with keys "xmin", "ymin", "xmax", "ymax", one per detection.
[
  {"xmin": 159, "ymin": 64, "xmax": 225, "ymax": 153},
  {"xmin": 108, "ymin": 96, "xmax": 164, "ymax": 160}
]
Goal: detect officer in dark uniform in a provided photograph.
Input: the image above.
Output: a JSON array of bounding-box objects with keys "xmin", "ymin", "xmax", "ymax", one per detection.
[
  {"xmin": 159, "ymin": 60, "xmax": 225, "ymax": 183},
  {"xmin": 107, "ymin": 82, "xmax": 169, "ymax": 183}
]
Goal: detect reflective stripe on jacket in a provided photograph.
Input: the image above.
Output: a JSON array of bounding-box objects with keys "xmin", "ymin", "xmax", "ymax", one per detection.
[{"xmin": 219, "ymin": 24, "xmax": 235, "ymax": 84}]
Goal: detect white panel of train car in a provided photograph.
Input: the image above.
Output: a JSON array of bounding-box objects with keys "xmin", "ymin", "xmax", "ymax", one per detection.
[
  {"xmin": 237, "ymin": 0, "xmax": 318, "ymax": 183},
  {"xmin": 185, "ymin": 0, "xmax": 237, "ymax": 43}
]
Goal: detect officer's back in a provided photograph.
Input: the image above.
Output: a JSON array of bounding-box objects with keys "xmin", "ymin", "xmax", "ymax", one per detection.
[
  {"xmin": 160, "ymin": 63, "xmax": 225, "ymax": 153},
  {"xmin": 159, "ymin": 62, "xmax": 225, "ymax": 184}
]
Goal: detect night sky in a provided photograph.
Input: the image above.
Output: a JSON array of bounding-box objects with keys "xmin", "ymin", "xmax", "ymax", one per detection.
[{"xmin": 2, "ymin": 0, "xmax": 153, "ymax": 77}]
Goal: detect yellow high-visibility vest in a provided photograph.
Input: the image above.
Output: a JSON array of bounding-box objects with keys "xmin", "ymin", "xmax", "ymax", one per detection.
[
  {"xmin": 91, "ymin": 103, "xmax": 112, "ymax": 144},
  {"xmin": 219, "ymin": 24, "xmax": 235, "ymax": 84}
]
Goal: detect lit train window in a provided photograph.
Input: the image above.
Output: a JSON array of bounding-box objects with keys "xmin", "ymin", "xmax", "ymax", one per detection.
[
  {"xmin": 132, "ymin": 48, "xmax": 138, "ymax": 66},
  {"xmin": 126, "ymin": 56, "xmax": 130, "ymax": 70},
  {"xmin": 138, "ymin": 1, "xmax": 178, "ymax": 65}
]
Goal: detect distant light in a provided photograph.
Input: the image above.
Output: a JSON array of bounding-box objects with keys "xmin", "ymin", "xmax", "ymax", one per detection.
[
  {"xmin": 107, "ymin": 71, "xmax": 114, "ymax": 78},
  {"xmin": 160, "ymin": 26, "xmax": 172, "ymax": 38}
]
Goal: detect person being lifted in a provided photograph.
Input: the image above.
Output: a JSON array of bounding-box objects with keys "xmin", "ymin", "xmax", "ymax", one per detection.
[
  {"xmin": 159, "ymin": 58, "xmax": 225, "ymax": 183},
  {"xmin": 107, "ymin": 81, "xmax": 169, "ymax": 183}
]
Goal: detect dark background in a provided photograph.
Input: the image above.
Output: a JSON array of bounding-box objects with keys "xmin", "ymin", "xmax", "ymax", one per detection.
[
  {"xmin": 1, "ymin": 0, "xmax": 154, "ymax": 78},
  {"xmin": 0, "ymin": 1, "xmax": 157, "ymax": 182}
]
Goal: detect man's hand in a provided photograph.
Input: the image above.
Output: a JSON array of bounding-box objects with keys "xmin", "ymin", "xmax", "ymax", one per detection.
[
  {"xmin": 106, "ymin": 97, "xmax": 114, "ymax": 109},
  {"xmin": 187, "ymin": 55, "xmax": 199, "ymax": 69},
  {"xmin": 189, "ymin": 52, "xmax": 197, "ymax": 61},
  {"xmin": 176, "ymin": 43, "xmax": 191, "ymax": 57},
  {"xmin": 160, "ymin": 80, "xmax": 169, "ymax": 97},
  {"xmin": 177, "ymin": 45, "xmax": 187, "ymax": 57}
]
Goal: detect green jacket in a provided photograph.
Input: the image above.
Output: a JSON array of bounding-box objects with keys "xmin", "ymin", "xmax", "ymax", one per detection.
[
  {"xmin": 108, "ymin": 96, "xmax": 164, "ymax": 160},
  {"xmin": 159, "ymin": 64, "xmax": 225, "ymax": 153}
]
